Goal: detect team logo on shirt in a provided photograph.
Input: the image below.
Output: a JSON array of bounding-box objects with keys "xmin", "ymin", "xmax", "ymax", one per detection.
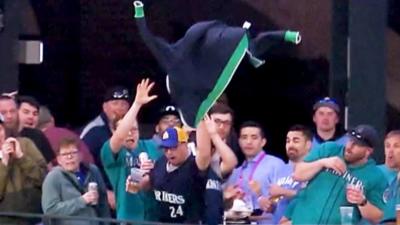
[
  {"xmin": 163, "ymin": 132, "xmax": 170, "ymax": 139},
  {"xmin": 154, "ymin": 190, "xmax": 185, "ymax": 204},
  {"xmin": 382, "ymin": 187, "xmax": 390, "ymax": 204}
]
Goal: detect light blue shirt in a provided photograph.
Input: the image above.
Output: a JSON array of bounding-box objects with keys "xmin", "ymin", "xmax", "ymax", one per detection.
[
  {"xmin": 272, "ymin": 162, "xmax": 305, "ymax": 224},
  {"xmin": 226, "ymin": 150, "xmax": 284, "ymax": 224}
]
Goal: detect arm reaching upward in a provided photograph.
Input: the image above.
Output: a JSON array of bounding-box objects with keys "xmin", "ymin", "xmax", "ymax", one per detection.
[{"xmin": 109, "ymin": 78, "xmax": 157, "ymax": 153}]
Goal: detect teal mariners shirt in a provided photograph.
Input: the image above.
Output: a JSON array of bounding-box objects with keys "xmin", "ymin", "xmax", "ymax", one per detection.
[
  {"xmin": 381, "ymin": 176, "xmax": 398, "ymax": 223},
  {"xmin": 287, "ymin": 142, "xmax": 387, "ymax": 225},
  {"xmin": 101, "ymin": 139, "xmax": 163, "ymax": 221}
]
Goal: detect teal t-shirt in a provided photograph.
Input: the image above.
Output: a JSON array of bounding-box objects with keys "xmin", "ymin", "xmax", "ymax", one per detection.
[
  {"xmin": 289, "ymin": 142, "xmax": 387, "ymax": 225},
  {"xmin": 100, "ymin": 139, "xmax": 163, "ymax": 222},
  {"xmin": 379, "ymin": 165, "xmax": 400, "ymax": 223}
]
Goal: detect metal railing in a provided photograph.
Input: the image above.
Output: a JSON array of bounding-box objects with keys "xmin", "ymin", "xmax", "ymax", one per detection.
[{"xmin": 0, "ymin": 212, "xmax": 197, "ymax": 225}]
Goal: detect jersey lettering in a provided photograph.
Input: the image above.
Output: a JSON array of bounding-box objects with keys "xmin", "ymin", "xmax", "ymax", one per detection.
[
  {"xmin": 169, "ymin": 205, "xmax": 184, "ymax": 218},
  {"xmin": 154, "ymin": 190, "xmax": 185, "ymax": 204},
  {"xmin": 276, "ymin": 176, "xmax": 299, "ymax": 188},
  {"xmin": 206, "ymin": 179, "xmax": 221, "ymax": 191},
  {"xmin": 325, "ymin": 168, "xmax": 365, "ymax": 190}
]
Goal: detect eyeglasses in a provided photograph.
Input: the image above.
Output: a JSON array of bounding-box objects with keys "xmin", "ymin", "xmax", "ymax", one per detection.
[
  {"xmin": 350, "ymin": 130, "xmax": 372, "ymax": 148},
  {"xmin": 59, "ymin": 150, "xmax": 79, "ymax": 158},
  {"xmin": 112, "ymin": 89, "xmax": 129, "ymax": 99},
  {"xmin": 214, "ymin": 118, "xmax": 232, "ymax": 126}
]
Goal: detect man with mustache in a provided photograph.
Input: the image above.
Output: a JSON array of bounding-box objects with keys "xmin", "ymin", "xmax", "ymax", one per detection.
[
  {"xmin": 285, "ymin": 125, "xmax": 386, "ymax": 224},
  {"xmin": 258, "ymin": 124, "xmax": 312, "ymax": 224}
]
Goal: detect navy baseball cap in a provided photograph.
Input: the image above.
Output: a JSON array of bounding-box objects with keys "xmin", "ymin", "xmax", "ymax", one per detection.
[
  {"xmin": 160, "ymin": 127, "xmax": 188, "ymax": 148},
  {"xmin": 313, "ymin": 97, "xmax": 340, "ymax": 114},
  {"xmin": 103, "ymin": 86, "xmax": 130, "ymax": 102},
  {"xmin": 348, "ymin": 125, "xmax": 379, "ymax": 149},
  {"xmin": 158, "ymin": 105, "xmax": 180, "ymax": 121}
]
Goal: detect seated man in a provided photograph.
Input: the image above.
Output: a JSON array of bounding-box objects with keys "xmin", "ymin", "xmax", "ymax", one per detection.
[{"xmin": 41, "ymin": 137, "xmax": 110, "ymax": 225}]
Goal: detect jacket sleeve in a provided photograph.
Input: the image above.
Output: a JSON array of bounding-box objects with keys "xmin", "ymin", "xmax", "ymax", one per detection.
[
  {"xmin": 0, "ymin": 163, "xmax": 10, "ymax": 200},
  {"xmin": 41, "ymin": 170, "xmax": 88, "ymax": 215},
  {"xmin": 15, "ymin": 138, "xmax": 48, "ymax": 187}
]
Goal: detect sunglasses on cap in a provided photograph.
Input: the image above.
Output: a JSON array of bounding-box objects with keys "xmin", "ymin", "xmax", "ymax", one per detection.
[
  {"xmin": 112, "ymin": 89, "xmax": 129, "ymax": 99},
  {"xmin": 349, "ymin": 130, "xmax": 373, "ymax": 148}
]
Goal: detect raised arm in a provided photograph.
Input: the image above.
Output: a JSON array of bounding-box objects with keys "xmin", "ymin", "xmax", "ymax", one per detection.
[
  {"xmin": 109, "ymin": 78, "xmax": 157, "ymax": 153},
  {"xmin": 195, "ymin": 119, "xmax": 212, "ymax": 171},
  {"xmin": 205, "ymin": 115, "xmax": 237, "ymax": 175}
]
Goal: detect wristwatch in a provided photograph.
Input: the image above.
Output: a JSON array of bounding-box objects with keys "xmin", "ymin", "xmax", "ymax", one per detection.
[{"xmin": 358, "ymin": 197, "xmax": 367, "ymax": 206}]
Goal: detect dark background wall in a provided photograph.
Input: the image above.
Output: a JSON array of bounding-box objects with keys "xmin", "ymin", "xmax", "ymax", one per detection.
[{"xmin": 13, "ymin": 0, "xmax": 399, "ymax": 160}]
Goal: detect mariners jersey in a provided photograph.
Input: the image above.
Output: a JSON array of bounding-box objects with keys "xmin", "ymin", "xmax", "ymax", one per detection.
[
  {"xmin": 289, "ymin": 142, "xmax": 387, "ymax": 225},
  {"xmin": 150, "ymin": 155, "xmax": 207, "ymax": 223},
  {"xmin": 203, "ymin": 167, "xmax": 223, "ymax": 225}
]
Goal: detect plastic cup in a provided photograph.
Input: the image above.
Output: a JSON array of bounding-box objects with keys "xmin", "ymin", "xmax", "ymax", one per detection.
[{"xmin": 340, "ymin": 206, "xmax": 353, "ymax": 225}]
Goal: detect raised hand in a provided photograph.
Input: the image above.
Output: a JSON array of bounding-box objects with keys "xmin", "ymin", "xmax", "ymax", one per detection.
[
  {"xmin": 203, "ymin": 114, "xmax": 218, "ymax": 136},
  {"xmin": 134, "ymin": 78, "xmax": 158, "ymax": 106}
]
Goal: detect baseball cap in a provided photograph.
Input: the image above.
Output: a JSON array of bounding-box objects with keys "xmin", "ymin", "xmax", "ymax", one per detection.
[
  {"xmin": 313, "ymin": 97, "xmax": 340, "ymax": 114},
  {"xmin": 158, "ymin": 105, "xmax": 180, "ymax": 121},
  {"xmin": 348, "ymin": 124, "xmax": 379, "ymax": 149},
  {"xmin": 160, "ymin": 127, "xmax": 189, "ymax": 148},
  {"xmin": 103, "ymin": 86, "xmax": 130, "ymax": 102}
]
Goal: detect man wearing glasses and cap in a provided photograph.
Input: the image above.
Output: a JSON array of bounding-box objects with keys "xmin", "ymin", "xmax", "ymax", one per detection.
[
  {"xmin": 281, "ymin": 125, "xmax": 387, "ymax": 225},
  {"xmin": 80, "ymin": 86, "xmax": 130, "ymax": 211},
  {"xmin": 312, "ymin": 97, "xmax": 348, "ymax": 149}
]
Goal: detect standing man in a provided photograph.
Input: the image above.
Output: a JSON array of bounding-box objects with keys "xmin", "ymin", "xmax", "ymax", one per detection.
[
  {"xmin": 42, "ymin": 137, "xmax": 110, "ymax": 225},
  {"xmin": 101, "ymin": 79, "xmax": 159, "ymax": 221},
  {"xmin": 312, "ymin": 97, "xmax": 347, "ymax": 148},
  {"xmin": 0, "ymin": 95, "xmax": 55, "ymax": 166},
  {"xmin": 0, "ymin": 114, "xmax": 47, "ymax": 225},
  {"xmin": 126, "ymin": 123, "xmax": 212, "ymax": 224},
  {"xmin": 258, "ymin": 124, "xmax": 312, "ymax": 224},
  {"xmin": 225, "ymin": 121, "xmax": 284, "ymax": 224},
  {"xmin": 140, "ymin": 104, "xmax": 182, "ymax": 158},
  {"xmin": 380, "ymin": 130, "xmax": 400, "ymax": 224},
  {"xmin": 288, "ymin": 125, "xmax": 386, "ymax": 224},
  {"xmin": 17, "ymin": 96, "xmax": 56, "ymax": 165},
  {"xmin": 80, "ymin": 85, "xmax": 130, "ymax": 210},
  {"xmin": 202, "ymin": 107, "xmax": 238, "ymax": 225}
]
